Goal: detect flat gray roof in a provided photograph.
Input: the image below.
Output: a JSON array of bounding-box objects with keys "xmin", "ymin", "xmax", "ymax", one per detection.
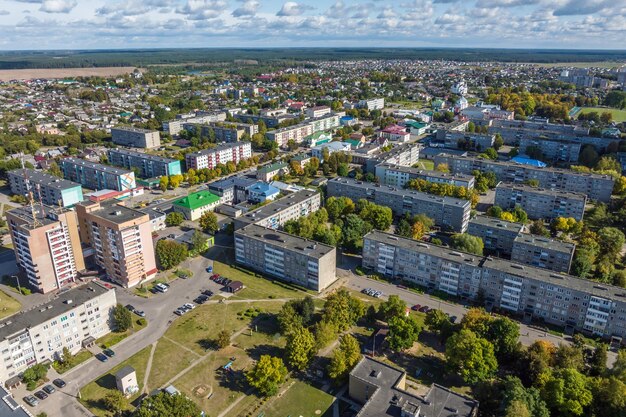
[
  {"xmin": 108, "ymin": 148, "xmax": 177, "ymax": 164},
  {"xmin": 111, "ymin": 126, "xmax": 157, "ymax": 134},
  {"xmin": 209, "ymin": 175, "xmax": 257, "ymax": 191},
  {"xmin": 496, "ymin": 182, "xmax": 587, "ymax": 201},
  {"xmin": 8, "ymin": 168, "xmax": 81, "ymax": 191},
  {"xmin": 6, "ymin": 203, "xmax": 72, "ymax": 229},
  {"xmin": 513, "ymin": 234, "xmax": 575, "ymax": 254},
  {"xmin": 468, "ymin": 215, "xmax": 525, "ymax": 234},
  {"xmin": 236, "ymin": 224, "xmax": 334, "ymax": 259},
  {"xmin": 61, "ymin": 157, "xmax": 133, "ymax": 175},
  {"xmin": 239, "ymin": 189, "xmax": 320, "ymax": 224},
  {"xmin": 81, "ymin": 201, "xmax": 147, "ymax": 224},
  {"xmin": 0, "ymin": 283, "xmax": 111, "ymax": 341},
  {"xmin": 376, "ymin": 163, "xmax": 475, "ymax": 181}
]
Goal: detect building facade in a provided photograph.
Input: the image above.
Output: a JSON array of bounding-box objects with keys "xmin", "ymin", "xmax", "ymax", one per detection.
[
  {"xmin": 363, "ymin": 143, "xmax": 421, "ymax": 174},
  {"xmin": 234, "ymin": 190, "xmax": 322, "ymax": 230},
  {"xmin": 511, "ymin": 235, "xmax": 575, "ymax": 273},
  {"xmin": 375, "ymin": 163, "xmax": 475, "ymax": 189},
  {"xmin": 8, "ymin": 168, "xmax": 83, "ymax": 208},
  {"xmin": 467, "ymin": 215, "xmax": 525, "ymax": 256},
  {"xmin": 6, "ymin": 204, "xmax": 85, "ymax": 294},
  {"xmin": 111, "ymin": 127, "xmax": 161, "ymax": 149},
  {"xmin": 107, "ymin": 148, "xmax": 182, "ymax": 178},
  {"xmin": 234, "ymin": 224, "xmax": 337, "ymax": 292},
  {"xmin": 61, "ymin": 158, "xmax": 136, "ymax": 192},
  {"xmin": 184, "ymin": 142, "xmax": 252, "ymax": 171},
  {"xmin": 519, "ymin": 137, "xmax": 581, "ymax": 163}
]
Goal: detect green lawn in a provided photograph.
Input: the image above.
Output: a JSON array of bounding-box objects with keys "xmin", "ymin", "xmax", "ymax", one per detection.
[
  {"xmin": 577, "ymin": 107, "xmax": 626, "ymax": 123},
  {"xmin": 53, "ymin": 350, "xmax": 93, "ymax": 374},
  {"xmin": 80, "ymin": 346, "xmax": 152, "ymax": 417},
  {"xmin": 414, "ymin": 159, "xmax": 435, "ymax": 171},
  {"xmin": 96, "ymin": 318, "xmax": 147, "ymax": 349},
  {"xmin": 147, "ymin": 338, "xmax": 198, "ymax": 390},
  {"xmin": 261, "ymin": 380, "xmax": 335, "ymax": 417},
  {"xmin": 0, "ymin": 289, "xmax": 20, "ymax": 319}
]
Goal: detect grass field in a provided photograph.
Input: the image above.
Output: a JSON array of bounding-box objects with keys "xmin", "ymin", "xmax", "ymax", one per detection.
[
  {"xmin": 0, "ymin": 289, "xmax": 20, "ymax": 319},
  {"xmin": 414, "ymin": 159, "xmax": 435, "ymax": 171},
  {"xmin": 147, "ymin": 338, "xmax": 198, "ymax": 390},
  {"xmin": 96, "ymin": 317, "xmax": 147, "ymax": 349},
  {"xmin": 53, "ymin": 350, "xmax": 93, "ymax": 374},
  {"xmin": 261, "ymin": 380, "xmax": 335, "ymax": 417},
  {"xmin": 576, "ymin": 107, "xmax": 626, "ymax": 122}
]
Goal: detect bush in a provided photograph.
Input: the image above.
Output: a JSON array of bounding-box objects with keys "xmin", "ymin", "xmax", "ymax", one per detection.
[{"xmin": 136, "ymin": 318, "xmax": 146, "ymax": 327}]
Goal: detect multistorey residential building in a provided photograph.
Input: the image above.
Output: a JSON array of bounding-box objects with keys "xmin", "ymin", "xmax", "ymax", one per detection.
[
  {"xmin": 433, "ymin": 154, "xmax": 614, "ymax": 202},
  {"xmin": 363, "ymin": 231, "xmax": 626, "ymax": 340},
  {"xmin": 107, "ymin": 148, "xmax": 182, "ymax": 178},
  {"xmin": 8, "ymin": 168, "xmax": 83, "ymax": 208},
  {"xmin": 267, "ymin": 114, "xmax": 340, "ymax": 148},
  {"xmin": 0, "ymin": 283, "xmax": 116, "ymax": 383},
  {"xmin": 6, "ymin": 204, "xmax": 85, "ymax": 294},
  {"xmin": 374, "ymin": 163, "xmax": 475, "ymax": 189},
  {"xmin": 76, "ymin": 201, "xmax": 157, "ymax": 288},
  {"xmin": 208, "ymin": 175, "xmax": 258, "ymax": 205},
  {"xmin": 202, "ymin": 122, "xmax": 258, "ymax": 142},
  {"xmin": 162, "ymin": 112, "xmax": 227, "ymax": 136},
  {"xmin": 234, "ymin": 190, "xmax": 322, "ymax": 230},
  {"xmin": 467, "ymin": 215, "xmax": 525, "ymax": 256},
  {"xmin": 511, "ymin": 234, "xmax": 575, "ymax": 273},
  {"xmin": 305, "ymin": 106, "xmax": 331, "ymax": 118},
  {"xmin": 519, "ymin": 137, "xmax": 581, "ymax": 163},
  {"xmin": 495, "ymin": 182, "xmax": 587, "ymax": 221},
  {"xmin": 357, "ymin": 98, "xmax": 385, "ymax": 110},
  {"xmin": 61, "ymin": 158, "xmax": 136, "ymax": 192},
  {"xmin": 362, "ymin": 142, "xmax": 421, "ymax": 174},
  {"xmin": 111, "ymin": 127, "xmax": 161, "ymax": 149},
  {"xmin": 184, "ymin": 142, "xmax": 252, "ymax": 171},
  {"xmin": 327, "ymin": 177, "xmax": 471, "ymax": 232},
  {"xmin": 234, "ymin": 224, "xmax": 337, "ymax": 292},
  {"xmin": 434, "ymin": 130, "xmax": 495, "ymax": 151}
]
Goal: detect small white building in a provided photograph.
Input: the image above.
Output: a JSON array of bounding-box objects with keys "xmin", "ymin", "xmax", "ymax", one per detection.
[{"xmin": 116, "ymin": 366, "xmax": 139, "ymax": 397}]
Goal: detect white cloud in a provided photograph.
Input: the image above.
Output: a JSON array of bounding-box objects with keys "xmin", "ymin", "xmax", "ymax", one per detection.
[
  {"xmin": 39, "ymin": 0, "xmax": 77, "ymax": 13},
  {"xmin": 177, "ymin": 0, "xmax": 228, "ymax": 20},
  {"xmin": 232, "ymin": 0, "xmax": 258, "ymax": 17},
  {"xmin": 277, "ymin": 2, "xmax": 314, "ymax": 16}
]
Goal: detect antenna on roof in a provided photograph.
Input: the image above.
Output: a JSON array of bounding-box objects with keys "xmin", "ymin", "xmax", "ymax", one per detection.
[{"xmin": 21, "ymin": 152, "xmax": 41, "ymax": 227}]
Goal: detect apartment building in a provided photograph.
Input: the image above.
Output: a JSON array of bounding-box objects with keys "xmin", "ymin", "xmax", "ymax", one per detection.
[
  {"xmin": 61, "ymin": 158, "xmax": 136, "ymax": 192},
  {"xmin": 495, "ymin": 182, "xmax": 587, "ymax": 221},
  {"xmin": 203, "ymin": 122, "xmax": 258, "ymax": 142},
  {"xmin": 327, "ymin": 177, "xmax": 471, "ymax": 232},
  {"xmin": 362, "ymin": 142, "xmax": 421, "ymax": 174},
  {"xmin": 76, "ymin": 201, "xmax": 157, "ymax": 288},
  {"xmin": 162, "ymin": 112, "xmax": 227, "ymax": 136},
  {"xmin": 234, "ymin": 190, "xmax": 322, "ymax": 230},
  {"xmin": 267, "ymin": 114, "xmax": 340, "ymax": 148},
  {"xmin": 235, "ymin": 224, "xmax": 337, "ymax": 292},
  {"xmin": 467, "ymin": 215, "xmax": 525, "ymax": 256},
  {"xmin": 519, "ymin": 137, "xmax": 581, "ymax": 163},
  {"xmin": 111, "ymin": 127, "xmax": 161, "ymax": 149},
  {"xmin": 433, "ymin": 154, "xmax": 614, "ymax": 202},
  {"xmin": 208, "ymin": 175, "xmax": 258, "ymax": 205},
  {"xmin": 434, "ymin": 130, "xmax": 495, "ymax": 151},
  {"xmin": 6, "ymin": 204, "xmax": 85, "ymax": 294},
  {"xmin": 256, "ymin": 162, "xmax": 289, "ymax": 182},
  {"xmin": 0, "ymin": 283, "xmax": 116, "ymax": 383},
  {"xmin": 184, "ymin": 142, "xmax": 252, "ymax": 171},
  {"xmin": 511, "ymin": 235, "xmax": 575, "ymax": 274},
  {"xmin": 357, "ymin": 98, "xmax": 385, "ymax": 110},
  {"xmin": 379, "ymin": 125, "xmax": 411, "ymax": 143},
  {"xmin": 305, "ymin": 106, "xmax": 331, "ymax": 118},
  {"xmin": 374, "ymin": 163, "xmax": 475, "ymax": 189},
  {"xmin": 8, "ymin": 168, "xmax": 83, "ymax": 208},
  {"xmin": 107, "ymin": 148, "xmax": 182, "ymax": 178},
  {"xmin": 363, "ymin": 230, "xmax": 626, "ymax": 340}
]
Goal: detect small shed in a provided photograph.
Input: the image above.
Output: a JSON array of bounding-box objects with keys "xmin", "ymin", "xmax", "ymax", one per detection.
[
  {"xmin": 226, "ymin": 281, "xmax": 244, "ymax": 293},
  {"xmin": 115, "ymin": 366, "xmax": 139, "ymax": 397}
]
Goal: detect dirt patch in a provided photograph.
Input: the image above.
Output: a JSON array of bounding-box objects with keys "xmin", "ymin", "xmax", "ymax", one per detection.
[{"xmin": 0, "ymin": 67, "xmax": 142, "ymax": 81}]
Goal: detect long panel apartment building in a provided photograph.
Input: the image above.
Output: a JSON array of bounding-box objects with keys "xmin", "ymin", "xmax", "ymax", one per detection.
[
  {"xmin": 267, "ymin": 114, "xmax": 340, "ymax": 148},
  {"xmin": 519, "ymin": 137, "xmax": 581, "ymax": 163},
  {"xmin": 467, "ymin": 215, "xmax": 525, "ymax": 256},
  {"xmin": 375, "ymin": 163, "xmax": 475, "ymax": 189},
  {"xmin": 6, "ymin": 204, "xmax": 85, "ymax": 294},
  {"xmin": 235, "ymin": 224, "xmax": 337, "ymax": 292},
  {"xmin": 327, "ymin": 177, "xmax": 471, "ymax": 232},
  {"xmin": 495, "ymin": 182, "xmax": 587, "ymax": 221},
  {"xmin": 188, "ymin": 122, "xmax": 258, "ymax": 142},
  {"xmin": 0, "ymin": 283, "xmax": 116, "ymax": 383},
  {"xmin": 362, "ymin": 142, "xmax": 421, "ymax": 174},
  {"xmin": 363, "ymin": 230, "xmax": 626, "ymax": 341},
  {"xmin": 111, "ymin": 127, "xmax": 161, "ymax": 149},
  {"xmin": 433, "ymin": 154, "xmax": 614, "ymax": 202},
  {"xmin": 61, "ymin": 158, "xmax": 136, "ymax": 192},
  {"xmin": 162, "ymin": 112, "xmax": 227, "ymax": 136},
  {"xmin": 511, "ymin": 234, "xmax": 575, "ymax": 273},
  {"xmin": 185, "ymin": 142, "xmax": 252, "ymax": 171},
  {"xmin": 7, "ymin": 168, "xmax": 84, "ymax": 208},
  {"xmin": 76, "ymin": 201, "xmax": 157, "ymax": 288},
  {"xmin": 107, "ymin": 148, "xmax": 182, "ymax": 178},
  {"xmin": 234, "ymin": 189, "xmax": 322, "ymax": 230}
]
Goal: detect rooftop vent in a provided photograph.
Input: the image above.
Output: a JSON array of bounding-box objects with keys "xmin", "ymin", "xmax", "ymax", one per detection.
[
  {"xmin": 64, "ymin": 299, "xmax": 73, "ymax": 305},
  {"xmin": 370, "ymin": 370, "xmax": 381, "ymax": 378}
]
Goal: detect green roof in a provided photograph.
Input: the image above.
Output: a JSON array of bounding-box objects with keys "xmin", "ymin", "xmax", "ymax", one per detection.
[
  {"xmin": 257, "ymin": 162, "xmax": 288, "ymax": 174},
  {"xmin": 405, "ymin": 120, "xmax": 427, "ymax": 128},
  {"xmin": 173, "ymin": 191, "xmax": 220, "ymax": 210}
]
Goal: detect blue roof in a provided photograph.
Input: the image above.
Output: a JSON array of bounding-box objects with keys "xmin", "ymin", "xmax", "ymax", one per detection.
[
  {"xmin": 512, "ymin": 156, "xmax": 547, "ymax": 168},
  {"xmin": 249, "ymin": 182, "xmax": 280, "ymax": 196}
]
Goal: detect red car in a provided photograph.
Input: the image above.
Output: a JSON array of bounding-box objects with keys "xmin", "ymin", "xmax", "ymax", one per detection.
[
  {"xmin": 411, "ymin": 304, "xmax": 421, "ymax": 311},
  {"xmin": 210, "ymin": 274, "xmax": 220, "ymax": 281}
]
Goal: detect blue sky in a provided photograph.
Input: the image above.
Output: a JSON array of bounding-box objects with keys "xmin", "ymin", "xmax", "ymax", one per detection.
[{"xmin": 0, "ymin": 0, "xmax": 624, "ymax": 50}]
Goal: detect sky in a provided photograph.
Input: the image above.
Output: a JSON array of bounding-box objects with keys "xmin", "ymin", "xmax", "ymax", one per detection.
[{"xmin": 0, "ymin": 0, "xmax": 624, "ymax": 50}]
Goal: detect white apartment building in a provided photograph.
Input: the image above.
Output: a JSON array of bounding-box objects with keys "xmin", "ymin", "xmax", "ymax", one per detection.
[
  {"xmin": 0, "ymin": 283, "xmax": 116, "ymax": 383},
  {"xmin": 185, "ymin": 142, "xmax": 252, "ymax": 171},
  {"xmin": 305, "ymin": 106, "xmax": 331, "ymax": 119},
  {"xmin": 358, "ymin": 98, "xmax": 385, "ymax": 110}
]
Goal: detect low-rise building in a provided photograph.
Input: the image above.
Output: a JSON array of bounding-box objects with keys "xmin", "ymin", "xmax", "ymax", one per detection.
[
  {"xmin": 107, "ymin": 148, "xmax": 182, "ymax": 178},
  {"xmin": 311, "ymin": 141, "xmax": 351, "ymax": 162},
  {"xmin": 290, "ymin": 154, "xmax": 312, "ymax": 169},
  {"xmin": 235, "ymin": 224, "xmax": 337, "ymax": 292},
  {"xmin": 8, "ymin": 168, "xmax": 83, "ymax": 208},
  {"xmin": 185, "ymin": 142, "xmax": 252, "ymax": 171},
  {"xmin": 172, "ymin": 190, "xmax": 221, "ymax": 221},
  {"xmin": 256, "ymin": 162, "xmax": 289, "ymax": 182},
  {"xmin": 305, "ymin": 106, "xmax": 331, "ymax": 119},
  {"xmin": 111, "ymin": 127, "xmax": 161, "ymax": 149},
  {"xmin": 495, "ymin": 182, "xmax": 587, "ymax": 221},
  {"xmin": 467, "ymin": 215, "xmax": 524, "ymax": 256},
  {"xmin": 357, "ymin": 98, "xmax": 385, "ymax": 110},
  {"xmin": 379, "ymin": 125, "xmax": 410, "ymax": 143},
  {"xmin": 234, "ymin": 189, "xmax": 322, "ymax": 230},
  {"xmin": 511, "ymin": 234, "xmax": 575, "ymax": 273},
  {"xmin": 115, "ymin": 366, "xmax": 139, "ymax": 397},
  {"xmin": 248, "ymin": 182, "xmax": 280, "ymax": 203},
  {"xmin": 61, "ymin": 158, "xmax": 136, "ymax": 192},
  {"xmin": 208, "ymin": 175, "xmax": 258, "ymax": 205},
  {"xmin": 139, "ymin": 207, "xmax": 166, "ymax": 231},
  {"xmin": 375, "ymin": 163, "xmax": 475, "ymax": 189}
]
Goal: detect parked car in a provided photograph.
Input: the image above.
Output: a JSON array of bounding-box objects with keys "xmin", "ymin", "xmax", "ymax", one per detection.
[
  {"xmin": 154, "ymin": 283, "xmax": 168, "ymax": 293},
  {"xmin": 195, "ymin": 295, "xmax": 209, "ymax": 304},
  {"xmin": 174, "ymin": 308, "xmax": 186, "ymax": 316},
  {"xmin": 125, "ymin": 304, "xmax": 135, "ymax": 312},
  {"xmin": 183, "ymin": 303, "xmax": 195, "ymax": 310},
  {"xmin": 96, "ymin": 353, "xmax": 109, "ymax": 362},
  {"xmin": 206, "ymin": 266, "xmax": 213, "ymax": 273},
  {"xmin": 450, "ymin": 316, "xmax": 458, "ymax": 323},
  {"xmin": 202, "ymin": 290, "xmax": 214, "ymax": 296},
  {"xmin": 411, "ymin": 304, "xmax": 421, "ymax": 311},
  {"xmin": 103, "ymin": 348, "xmax": 115, "ymax": 357},
  {"xmin": 53, "ymin": 379, "xmax": 66, "ymax": 388},
  {"xmin": 135, "ymin": 310, "xmax": 146, "ymax": 318},
  {"xmin": 23, "ymin": 396, "xmax": 39, "ymax": 407},
  {"xmin": 42, "ymin": 385, "xmax": 55, "ymax": 395},
  {"xmin": 210, "ymin": 274, "xmax": 220, "ymax": 280},
  {"xmin": 34, "ymin": 391, "xmax": 48, "ymax": 400},
  {"xmin": 418, "ymin": 306, "xmax": 430, "ymax": 313}
]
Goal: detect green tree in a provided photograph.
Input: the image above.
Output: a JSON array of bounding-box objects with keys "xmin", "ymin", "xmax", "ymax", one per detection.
[
  {"xmin": 396, "ymin": 218, "xmax": 412, "ymax": 238},
  {"xmin": 377, "ymin": 295, "xmax": 407, "ymax": 322},
  {"xmin": 541, "ymin": 368, "xmax": 592, "ymax": 417},
  {"xmin": 165, "ymin": 212, "xmax": 184, "ymax": 227},
  {"xmin": 524, "ymin": 340, "xmax": 556, "ymax": 386},
  {"xmin": 285, "ymin": 325, "xmax": 316, "ymax": 370},
  {"xmin": 103, "ymin": 389, "xmax": 130, "ymax": 416},
  {"xmin": 501, "ymin": 376, "xmax": 550, "ymax": 417},
  {"xmin": 246, "ymin": 355, "xmax": 287, "ymax": 397},
  {"xmin": 189, "ymin": 229, "xmax": 208, "ymax": 253},
  {"xmin": 487, "ymin": 316, "xmax": 520, "ymax": 359},
  {"xmin": 159, "ymin": 176, "xmax": 169, "ymax": 192},
  {"xmin": 529, "ymin": 219, "xmax": 550, "ymax": 237},
  {"xmin": 450, "ymin": 233, "xmax": 484, "ymax": 255},
  {"xmin": 611, "ymin": 349, "xmax": 626, "ymax": 381},
  {"xmin": 337, "ymin": 163, "xmax": 349, "ymax": 177},
  {"xmin": 493, "ymin": 134, "xmax": 504, "ymax": 150},
  {"xmin": 425, "ymin": 309, "xmax": 455, "ymax": 341},
  {"xmin": 21, "ymin": 363, "xmax": 48, "ymax": 389},
  {"xmin": 198, "ymin": 211, "xmax": 219, "ymax": 234},
  {"xmin": 133, "ymin": 391, "xmax": 200, "ymax": 417},
  {"xmin": 313, "ymin": 320, "xmax": 337, "ymax": 350},
  {"xmin": 277, "ymin": 303, "xmax": 303, "ymax": 335},
  {"xmin": 113, "ymin": 304, "xmax": 133, "ymax": 332},
  {"xmin": 590, "ymin": 344, "xmax": 608, "ymax": 376},
  {"xmin": 597, "ymin": 227, "xmax": 625, "ymax": 261},
  {"xmin": 322, "ymin": 289, "xmax": 365, "ymax": 332},
  {"xmin": 328, "ymin": 334, "xmax": 361, "ymax": 381},
  {"xmin": 445, "ymin": 329, "xmax": 498, "ymax": 384},
  {"xmin": 589, "ymin": 376, "xmax": 626, "ymax": 417},
  {"xmin": 216, "ymin": 330, "xmax": 230, "ymax": 349},
  {"xmin": 155, "ymin": 239, "xmax": 188, "ymax": 270},
  {"xmin": 360, "ymin": 203, "xmax": 393, "ymax": 231},
  {"xmin": 47, "ymin": 161, "xmax": 63, "ymax": 178},
  {"xmin": 388, "ymin": 315, "xmax": 422, "ymax": 351}
]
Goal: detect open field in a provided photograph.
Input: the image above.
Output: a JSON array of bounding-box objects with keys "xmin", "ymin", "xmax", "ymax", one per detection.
[
  {"xmin": 147, "ymin": 337, "xmax": 198, "ymax": 390},
  {"xmin": 96, "ymin": 317, "xmax": 147, "ymax": 349},
  {"xmin": 53, "ymin": 349, "xmax": 93, "ymax": 374},
  {"xmin": 261, "ymin": 380, "xmax": 335, "ymax": 417},
  {"xmin": 0, "ymin": 289, "xmax": 20, "ymax": 319},
  {"xmin": 0, "ymin": 67, "xmax": 140, "ymax": 81},
  {"xmin": 576, "ymin": 107, "xmax": 626, "ymax": 122}
]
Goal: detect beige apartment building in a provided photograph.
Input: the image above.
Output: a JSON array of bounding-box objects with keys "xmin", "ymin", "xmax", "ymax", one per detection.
[
  {"xmin": 6, "ymin": 204, "xmax": 85, "ymax": 294},
  {"xmin": 76, "ymin": 201, "xmax": 157, "ymax": 288}
]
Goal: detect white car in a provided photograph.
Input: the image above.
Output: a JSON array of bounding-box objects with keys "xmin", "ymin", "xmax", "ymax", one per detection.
[
  {"xmin": 183, "ymin": 303, "xmax": 195, "ymax": 310},
  {"xmin": 154, "ymin": 283, "xmax": 168, "ymax": 293}
]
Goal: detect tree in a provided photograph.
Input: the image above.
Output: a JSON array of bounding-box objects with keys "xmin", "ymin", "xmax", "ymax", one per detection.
[
  {"xmin": 341, "ymin": 213, "xmax": 372, "ymax": 252},
  {"xmin": 493, "ymin": 134, "xmax": 504, "ymax": 151},
  {"xmin": 597, "ymin": 227, "xmax": 625, "ymax": 261},
  {"xmin": 435, "ymin": 163, "xmax": 450, "ymax": 173},
  {"xmin": 22, "ymin": 363, "xmax": 48, "ymax": 389},
  {"xmin": 540, "ymin": 368, "xmax": 592, "ymax": 417},
  {"xmin": 529, "ymin": 219, "xmax": 550, "ymax": 237},
  {"xmin": 113, "ymin": 304, "xmax": 133, "ymax": 332},
  {"xmin": 359, "ymin": 203, "xmax": 392, "ymax": 231},
  {"xmin": 59, "ymin": 347, "xmax": 75, "ymax": 369},
  {"xmin": 323, "ymin": 289, "xmax": 365, "ymax": 332},
  {"xmin": 501, "ymin": 376, "xmax": 550, "ymax": 417},
  {"xmin": 313, "ymin": 320, "xmax": 337, "ymax": 350},
  {"xmin": 155, "ymin": 239, "xmax": 188, "ymax": 270},
  {"xmin": 589, "ymin": 376, "xmax": 626, "ymax": 417},
  {"xmin": 328, "ymin": 334, "xmax": 361, "ymax": 381},
  {"xmin": 169, "ymin": 174, "xmax": 183, "ymax": 189},
  {"xmin": 378, "ymin": 295, "xmax": 407, "ymax": 322},
  {"xmin": 590, "ymin": 344, "xmax": 608, "ymax": 376},
  {"xmin": 198, "ymin": 211, "xmax": 219, "ymax": 234},
  {"xmin": 445, "ymin": 329, "xmax": 497, "ymax": 384},
  {"xmin": 285, "ymin": 326, "xmax": 316, "ymax": 370},
  {"xmin": 337, "ymin": 163, "xmax": 349, "ymax": 177},
  {"xmin": 524, "ymin": 340, "xmax": 556, "ymax": 386},
  {"xmin": 103, "ymin": 390, "xmax": 130, "ymax": 416},
  {"xmin": 487, "ymin": 316, "xmax": 520, "ymax": 359},
  {"xmin": 396, "ymin": 218, "xmax": 412, "ymax": 238},
  {"xmin": 216, "ymin": 330, "xmax": 230, "ymax": 349},
  {"xmin": 450, "ymin": 233, "xmax": 484, "ymax": 255},
  {"xmin": 165, "ymin": 212, "xmax": 184, "ymax": 227},
  {"xmin": 189, "ymin": 230, "xmax": 208, "ymax": 253},
  {"xmin": 47, "ymin": 161, "xmax": 63, "ymax": 178},
  {"xmin": 612, "ymin": 349, "xmax": 626, "ymax": 381},
  {"xmin": 412, "ymin": 221, "xmax": 427, "ymax": 240},
  {"xmin": 159, "ymin": 176, "xmax": 169, "ymax": 192},
  {"xmin": 246, "ymin": 355, "xmax": 287, "ymax": 397},
  {"xmin": 482, "ymin": 148, "xmax": 498, "ymax": 160},
  {"xmin": 553, "ymin": 343, "xmax": 584, "ymax": 372},
  {"xmin": 388, "ymin": 315, "xmax": 422, "ymax": 351},
  {"xmin": 278, "ymin": 303, "xmax": 303, "ymax": 335},
  {"xmin": 134, "ymin": 392, "xmax": 200, "ymax": 417},
  {"xmin": 425, "ymin": 309, "xmax": 452, "ymax": 337}
]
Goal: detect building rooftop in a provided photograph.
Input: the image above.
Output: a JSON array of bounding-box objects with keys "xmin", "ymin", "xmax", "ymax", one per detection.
[
  {"xmin": 257, "ymin": 162, "xmax": 288, "ymax": 175},
  {"xmin": 111, "ymin": 126, "xmax": 157, "ymax": 134},
  {"xmin": 8, "ymin": 168, "xmax": 81, "ymax": 191},
  {"xmin": 468, "ymin": 215, "xmax": 525, "ymax": 234},
  {"xmin": 249, "ymin": 182, "xmax": 280, "ymax": 196},
  {"xmin": 138, "ymin": 207, "xmax": 166, "ymax": 221},
  {"xmin": 61, "ymin": 158, "xmax": 133, "ymax": 175},
  {"xmin": 496, "ymin": 182, "xmax": 587, "ymax": 201},
  {"xmin": 115, "ymin": 366, "xmax": 136, "ymax": 380},
  {"xmin": 186, "ymin": 142, "xmax": 248, "ymax": 157},
  {"xmin": 239, "ymin": 189, "xmax": 320, "ymax": 225},
  {"xmin": 376, "ymin": 163, "xmax": 475, "ymax": 182},
  {"xmin": 172, "ymin": 191, "xmax": 220, "ymax": 210},
  {"xmin": 6, "ymin": 203, "xmax": 73, "ymax": 230},
  {"xmin": 513, "ymin": 234, "xmax": 576, "ymax": 254},
  {"xmin": 0, "ymin": 283, "xmax": 111, "ymax": 341},
  {"xmin": 209, "ymin": 175, "xmax": 257, "ymax": 191},
  {"xmin": 237, "ymin": 224, "xmax": 334, "ymax": 259},
  {"xmin": 0, "ymin": 386, "xmax": 30, "ymax": 417},
  {"xmin": 108, "ymin": 148, "xmax": 178, "ymax": 164},
  {"xmin": 82, "ymin": 200, "xmax": 149, "ymax": 224}
]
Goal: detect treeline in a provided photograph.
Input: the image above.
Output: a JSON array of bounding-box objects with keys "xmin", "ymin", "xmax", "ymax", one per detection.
[{"xmin": 406, "ymin": 178, "xmax": 479, "ymax": 208}]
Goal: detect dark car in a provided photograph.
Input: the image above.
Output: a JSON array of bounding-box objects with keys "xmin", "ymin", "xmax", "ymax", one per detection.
[
  {"xmin": 96, "ymin": 353, "xmax": 109, "ymax": 362},
  {"xmin": 411, "ymin": 304, "xmax": 421, "ymax": 311},
  {"xmin": 450, "ymin": 315, "xmax": 458, "ymax": 323},
  {"xmin": 135, "ymin": 310, "xmax": 146, "ymax": 318},
  {"xmin": 125, "ymin": 304, "xmax": 135, "ymax": 312},
  {"xmin": 194, "ymin": 295, "xmax": 209, "ymax": 304},
  {"xmin": 418, "ymin": 306, "xmax": 430, "ymax": 313},
  {"xmin": 202, "ymin": 289, "xmax": 214, "ymax": 296},
  {"xmin": 103, "ymin": 348, "xmax": 115, "ymax": 357},
  {"xmin": 23, "ymin": 395, "xmax": 38, "ymax": 407},
  {"xmin": 53, "ymin": 379, "xmax": 66, "ymax": 388},
  {"xmin": 42, "ymin": 385, "xmax": 56, "ymax": 394},
  {"xmin": 34, "ymin": 390, "xmax": 48, "ymax": 400}
]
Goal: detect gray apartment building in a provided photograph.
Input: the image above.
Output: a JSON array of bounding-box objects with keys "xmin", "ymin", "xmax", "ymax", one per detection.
[
  {"xmin": 433, "ymin": 154, "xmax": 614, "ymax": 202},
  {"xmin": 374, "ymin": 163, "xmax": 475, "ymax": 189},
  {"xmin": 233, "ymin": 189, "xmax": 322, "ymax": 230},
  {"xmin": 7, "ymin": 168, "xmax": 84, "ymax": 207},
  {"xmin": 162, "ymin": 112, "xmax": 227, "ymax": 136},
  {"xmin": 327, "ymin": 177, "xmax": 471, "ymax": 232},
  {"xmin": 363, "ymin": 230, "xmax": 626, "ymax": 341},
  {"xmin": 209, "ymin": 175, "xmax": 258, "ymax": 205},
  {"xmin": 234, "ymin": 224, "xmax": 337, "ymax": 292},
  {"xmin": 519, "ymin": 137, "xmax": 581, "ymax": 163},
  {"xmin": 511, "ymin": 234, "xmax": 575, "ymax": 273},
  {"xmin": 467, "ymin": 215, "xmax": 525, "ymax": 256},
  {"xmin": 494, "ymin": 182, "xmax": 587, "ymax": 221},
  {"xmin": 61, "ymin": 158, "xmax": 136, "ymax": 191},
  {"xmin": 111, "ymin": 127, "xmax": 161, "ymax": 149},
  {"xmin": 434, "ymin": 130, "xmax": 495, "ymax": 151},
  {"xmin": 363, "ymin": 142, "xmax": 421, "ymax": 174},
  {"xmin": 107, "ymin": 148, "xmax": 182, "ymax": 178},
  {"xmin": 200, "ymin": 122, "xmax": 258, "ymax": 142}
]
